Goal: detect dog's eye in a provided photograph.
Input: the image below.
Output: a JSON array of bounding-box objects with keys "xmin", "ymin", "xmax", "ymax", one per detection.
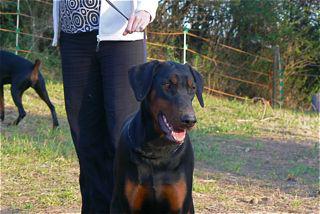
[{"xmin": 188, "ymin": 85, "xmax": 196, "ymax": 94}]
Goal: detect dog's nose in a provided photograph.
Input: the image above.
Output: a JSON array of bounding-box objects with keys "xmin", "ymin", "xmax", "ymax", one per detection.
[{"xmin": 180, "ymin": 114, "xmax": 197, "ymax": 126}]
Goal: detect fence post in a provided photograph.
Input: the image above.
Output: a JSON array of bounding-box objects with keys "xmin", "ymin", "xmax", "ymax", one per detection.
[
  {"xmin": 183, "ymin": 23, "xmax": 191, "ymax": 64},
  {"xmin": 15, "ymin": 0, "xmax": 20, "ymax": 55},
  {"xmin": 273, "ymin": 45, "xmax": 284, "ymax": 108},
  {"xmin": 279, "ymin": 59, "xmax": 284, "ymax": 108},
  {"xmin": 272, "ymin": 45, "xmax": 279, "ymax": 107}
]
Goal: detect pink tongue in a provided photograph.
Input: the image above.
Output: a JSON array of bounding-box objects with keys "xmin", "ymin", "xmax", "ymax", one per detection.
[{"xmin": 172, "ymin": 130, "xmax": 186, "ymax": 142}]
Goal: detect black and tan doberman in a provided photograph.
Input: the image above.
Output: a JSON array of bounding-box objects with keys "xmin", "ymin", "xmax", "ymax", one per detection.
[
  {"xmin": 111, "ymin": 61, "xmax": 204, "ymax": 214},
  {"xmin": 0, "ymin": 51, "xmax": 59, "ymax": 128}
]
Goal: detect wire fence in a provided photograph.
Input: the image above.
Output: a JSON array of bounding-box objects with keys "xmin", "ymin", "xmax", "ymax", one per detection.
[
  {"xmin": 146, "ymin": 30, "xmax": 275, "ymax": 103},
  {"xmin": 1, "ymin": 0, "xmax": 316, "ymax": 107}
]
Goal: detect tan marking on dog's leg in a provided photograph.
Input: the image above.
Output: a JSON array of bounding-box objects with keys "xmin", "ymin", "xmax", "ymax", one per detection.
[
  {"xmin": 30, "ymin": 59, "xmax": 41, "ymax": 85},
  {"xmin": 125, "ymin": 179, "xmax": 149, "ymax": 211},
  {"xmin": 156, "ymin": 178, "xmax": 187, "ymax": 213}
]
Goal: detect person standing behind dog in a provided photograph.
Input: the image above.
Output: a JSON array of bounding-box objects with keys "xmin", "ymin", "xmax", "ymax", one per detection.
[{"xmin": 52, "ymin": 0, "xmax": 158, "ymax": 213}]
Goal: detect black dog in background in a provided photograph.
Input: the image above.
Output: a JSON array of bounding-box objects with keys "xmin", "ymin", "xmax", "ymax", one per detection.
[
  {"xmin": 111, "ymin": 61, "xmax": 204, "ymax": 214},
  {"xmin": 0, "ymin": 51, "xmax": 59, "ymax": 128}
]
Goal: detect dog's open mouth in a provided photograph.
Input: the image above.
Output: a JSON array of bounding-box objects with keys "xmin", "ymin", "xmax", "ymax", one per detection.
[{"xmin": 158, "ymin": 112, "xmax": 186, "ymax": 143}]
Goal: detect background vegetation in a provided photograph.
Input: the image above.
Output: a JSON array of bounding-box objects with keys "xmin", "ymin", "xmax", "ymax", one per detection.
[
  {"xmin": 1, "ymin": 0, "xmax": 319, "ymax": 109},
  {"xmin": 151, "ymin": 0, "xmax": 319, "ymax": 108}
]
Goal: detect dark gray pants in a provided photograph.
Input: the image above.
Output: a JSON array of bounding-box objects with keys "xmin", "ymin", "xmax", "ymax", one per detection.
[{"xmin": 59, "ymin": 31, "xmax": 144, "ymax": 213}]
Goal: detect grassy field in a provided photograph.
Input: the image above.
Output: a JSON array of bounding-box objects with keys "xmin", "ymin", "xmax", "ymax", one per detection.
[{"xmin": 0, "ymin": 70, "xmax": 319, "ymax": 213}]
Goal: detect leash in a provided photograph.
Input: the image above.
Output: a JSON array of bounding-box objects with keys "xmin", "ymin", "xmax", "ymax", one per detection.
[
  {"xmin": 101, "ymin": 0, "xmax": 147, "ymax": 60},
  {"xmin": 104, "ymin": 1, "xmax": 147, "ymax": 37},
  {"xmin": 105, "ymin": 0, "xmax": 129, "ymax": 20}
]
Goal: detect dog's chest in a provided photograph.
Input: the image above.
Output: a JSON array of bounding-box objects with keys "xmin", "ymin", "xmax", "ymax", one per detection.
[{"xmin": 124, "ymin": 172, "xmax": 187, "ymax": 212}]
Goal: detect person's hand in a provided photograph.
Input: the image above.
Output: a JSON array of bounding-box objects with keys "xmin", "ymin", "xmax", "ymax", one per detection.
[{"xmin": 123, "ymin": 10, "xmax": 151, "ymax": 35}]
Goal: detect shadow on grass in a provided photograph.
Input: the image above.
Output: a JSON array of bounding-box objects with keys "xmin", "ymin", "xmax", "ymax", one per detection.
[
  {"xmin": 190, "ymin": 130, "xmax": 319, "ymax": 197},
  {"xmin": 1, "ymin": 107, "xmax": 75, "ymax": 160}
]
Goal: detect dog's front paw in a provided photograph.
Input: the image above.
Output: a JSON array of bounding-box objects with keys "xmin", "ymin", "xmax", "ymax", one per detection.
[
  {"xmin": 52, "ymin": 123, "xmax": 59, "ymax": 130},
  {"xmin": 8, "ymin": 118, "xmax": 20, "ymax": 126}
]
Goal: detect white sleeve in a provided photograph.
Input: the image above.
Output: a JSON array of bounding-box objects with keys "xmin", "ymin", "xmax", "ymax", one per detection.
[
  {"xmin": 136, "ymin": 0, "xmax": 158, "ymax": 22},
  {"xmin": 52, "ymin": 0, "xmax": 60, "ymax": 46}
]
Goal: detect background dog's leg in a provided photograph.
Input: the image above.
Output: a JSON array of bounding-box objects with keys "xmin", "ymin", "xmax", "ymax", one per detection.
[
  {"xmin": 0, "ymin": 85, "xmax": 4, "ymax": 121},
  {"xmin": 10, "ymin": 86, "xmax": 26, "ymax": 125},
  {"xmin": 33, "ymin": 79, "xmax": 59, "ymax": 128}
]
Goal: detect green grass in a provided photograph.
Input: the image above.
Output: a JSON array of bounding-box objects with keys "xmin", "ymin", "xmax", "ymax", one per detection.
[
  {"xmin": 1, "ymin": 71, "xmax": 319, "ymax": 212},
  {"xmin": 1, "ymin": 80, "xmax": 80, "ymax": 211},
  {"xmin": 287, "ymin": 164, "xmax": 318, "ymax": 177},
  {"xmin": 291, "ymin": 198, "xmax": 304, "ymax": 209}
]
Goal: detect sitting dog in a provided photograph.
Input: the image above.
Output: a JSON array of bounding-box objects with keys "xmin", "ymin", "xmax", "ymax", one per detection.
[
  {"xmin": 111, "ymin": 61, "xmax": 204, "ymax": 214},
  {"xmin": 0, "ymin": 51, "xmax": 59, "ymax": 128}
]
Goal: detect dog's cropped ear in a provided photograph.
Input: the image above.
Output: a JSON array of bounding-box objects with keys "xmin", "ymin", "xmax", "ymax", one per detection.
[
  {"xmin": 129, "ymin": 60, "xmax": 160, "ymax": 102},
  {"xmin": 186, "ymin": 64, "xmax": 204, "ymax": 107},
  {"xmin": 31, "ymin": 59, "xmax": 41, "ymax": 85}
]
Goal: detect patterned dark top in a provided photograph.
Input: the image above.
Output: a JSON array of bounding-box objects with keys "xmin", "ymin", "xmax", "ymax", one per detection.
[{"xmin": 60, "ymin": 0, "xmax": 100, "ymax": 33}]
